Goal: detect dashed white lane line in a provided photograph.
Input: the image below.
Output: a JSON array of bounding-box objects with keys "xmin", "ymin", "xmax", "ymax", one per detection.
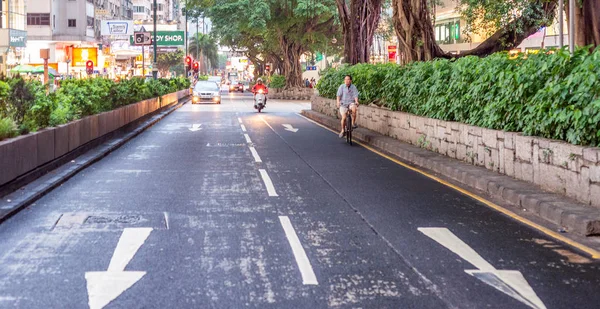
[
  {"xmin": 249, "ymin": 146, "xmax": 262, "ymax": 163},
  {"xmin": 244, "ymin": 134, "xmax": 252, "ymax": 144},
  {"xmin": 279, "ymin": 216, "xmax": 318, "ymax": 285},
  {"xmin": 238, "ymin": 117, "xmax": 242, "ymax": 124},
  {"xmin": 259, "ymin": 169, "xmax": 278, "ymax": 196},
  {"xmin": 241, "ymin": 124, "xmax": 247, "ymax": 132}
]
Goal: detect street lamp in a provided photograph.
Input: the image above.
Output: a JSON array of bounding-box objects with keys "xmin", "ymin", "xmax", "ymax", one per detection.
[{"xmin": 152, "ymin": 0, "xmax": 158, "ymax": 79}]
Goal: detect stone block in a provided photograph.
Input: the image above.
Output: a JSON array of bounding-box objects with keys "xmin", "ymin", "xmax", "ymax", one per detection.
[
  {"xmin": 482, "ymin": 129, "xmax": 498, "ymax": 149},
  {"xmin": 539, "ymin": 201, "xmax": 567, "ymax": 225},
  {"xmin": 565, "ymin": 167, "xmax": 590, "ymax": 204},
  {"xmin": 36, "ymin": 129, "xmax": 55, "ymax": 166},
  {"xmin": 515, "ymin": 134, "xmax": 533, "ymax": 163},
  {"xmin": 11, "ymin": 134, "xmax": 38, "ymax": 181},
  {"xmin": 514, "ymin": 161, "xmax": 534, "ymax": 183},
  {"xmin": 68, "ymin": 120, "xmax": 82, "ymax": 152},
  {"xmin": 550, "ymin": 141, "xmax": 583, "ymax": 171},
  {"xmin": 537, "ymin": 163, "xmax": 565, "ymax": 193},
  {"xmin": 54, "ymin": 124, "xmax": 69, "ymax": 158},
  {"xmin": 590, "ymin": 164, "xmax": 600, "ymax": 183},
  {"xmin": 503, "ymin": 148, "xmax": 515, "ymax": 177},
  {"xmin": 590, "ymin": 184, "xmax": 600, "ymax": 208},
  {"xmin": 583, "ymin": 147, "xmax": 600, "ymax": 163}
]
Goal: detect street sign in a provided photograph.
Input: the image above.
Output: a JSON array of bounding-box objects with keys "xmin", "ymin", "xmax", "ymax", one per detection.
[
  {"xmin": 101, "ymin": 20, "xmax": 134, "ymax": 35},
  {"xmin": 134, "ymin": 32, "xmax": 152, "ymax": 46},
  {"xmin": 129, "ymin": 31, "xmax": 185, "ymax": 46}
]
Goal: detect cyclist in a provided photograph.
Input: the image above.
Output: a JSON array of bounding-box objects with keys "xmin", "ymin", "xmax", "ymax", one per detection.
[{"xmin": 336, "ymin": 75, "xmax": 359, "ymax": 138}]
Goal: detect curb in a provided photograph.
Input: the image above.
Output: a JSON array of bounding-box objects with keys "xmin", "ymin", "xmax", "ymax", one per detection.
[
  {"xmin": 0, "ymin": 98, "xmax": 189, "ymax": 224},
  {"xmin": 301, "ymin": 110, "xmax": 600, "ymax": 237}
]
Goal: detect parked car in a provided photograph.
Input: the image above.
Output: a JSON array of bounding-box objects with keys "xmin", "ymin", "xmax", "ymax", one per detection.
[{"xmin": 192, "ymin": 81, "xmax": 222, "ymax": 104}]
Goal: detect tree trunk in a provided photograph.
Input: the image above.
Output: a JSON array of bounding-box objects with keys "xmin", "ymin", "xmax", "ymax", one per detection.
[
  {"xmin": 568, "ymin": 0, "xmax": 600, "ymax": 48},
  {"xmin": 392, "ymin": 0, "xmax": 557, "ymax": 61},
  {"xmin": 336, "ymin": 0, "xmax": 383, "ymax": 64},
  {"xmin": 280, "ymin": 38, "xmax": 303, "ymax": 88},
  {"xmin": 392, "ymin": 0, "xmax": 447, "ymax": 63}
]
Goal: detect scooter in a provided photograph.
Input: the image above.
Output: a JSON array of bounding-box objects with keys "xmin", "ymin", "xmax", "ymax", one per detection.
[{"xmin": 254, "ymin": 89, "xmax": 266, "ymax": 113}]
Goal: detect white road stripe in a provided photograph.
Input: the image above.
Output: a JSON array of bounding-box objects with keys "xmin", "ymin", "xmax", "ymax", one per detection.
[
  {"xmin": 238, "ymin": 117, "xmax": 242, "ymax": 124},
  {"xmin": 244, "ymin": 134, "xmax": 252, "ymax": 144},
  {"xmin": 279, "ymin": 216, "xmax": 318, "ymax": 285},
  {"xmin": 241, "ymin": 124, "xmax": 247, "ymax": 132},
  {"xmin": 249, "ymin": 146, "xmax": 262, "ymax": 163},
  {"xmin": 259, "ymin": 169, "xmax": 278, "ymax": 196}
]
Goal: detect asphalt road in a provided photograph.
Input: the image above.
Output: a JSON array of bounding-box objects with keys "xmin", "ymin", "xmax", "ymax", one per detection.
[{"xmin": 0, "ymin": 82, "xmax": 599, "ymax": 309}]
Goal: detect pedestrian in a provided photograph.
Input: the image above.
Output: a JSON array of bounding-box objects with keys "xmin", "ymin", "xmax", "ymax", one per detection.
[{"xmin": 304, "ymin": 78, "xmax": 309, "ymax": 88}]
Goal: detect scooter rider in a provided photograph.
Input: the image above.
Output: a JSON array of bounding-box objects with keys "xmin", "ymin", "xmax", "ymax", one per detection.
[{"xmin": 251, "ymin": 78, "xmax": 269, "ymax": 108}]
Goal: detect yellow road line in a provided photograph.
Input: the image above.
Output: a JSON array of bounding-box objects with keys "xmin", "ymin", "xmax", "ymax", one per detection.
[{"xmin": 296, "ymin": 113, "xmax": 600, "ymax": 259}]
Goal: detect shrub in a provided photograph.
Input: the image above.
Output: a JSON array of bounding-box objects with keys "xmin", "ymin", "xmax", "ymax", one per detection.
[
  {"xmin": 269, "ymin": 75, "xmax": 286, "ymax": 89},
  {"xmin": 0, "ymin": 117, "xmax": 16, "ymax": 140},
  {"xmin": 317, "ymin": 48, "xmax": 600, "ymax": 147}
]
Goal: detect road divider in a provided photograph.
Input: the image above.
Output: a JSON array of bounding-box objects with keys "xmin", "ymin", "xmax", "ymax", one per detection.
[{"xmin": 279, "ymin": 216, "xmax": 318, "ymax": 285}]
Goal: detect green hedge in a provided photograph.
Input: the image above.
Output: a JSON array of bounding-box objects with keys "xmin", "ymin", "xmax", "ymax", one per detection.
[
  {"xmin": 317, "ymin": 48, "xmax": 600, "ymax": 147},
  {"xmin": 0, "ymin": 77, "xmax": 190, "ymax": 140}
]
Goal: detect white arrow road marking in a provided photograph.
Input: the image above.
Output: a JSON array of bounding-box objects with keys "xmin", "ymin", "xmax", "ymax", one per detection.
[
  {"xmin": 244, "ymin": 134, "xmax": 252, "ymax": 144},
  {"xmin": 279, "ymin": 216, "xmax": 318, "ymax": 285},
  {"xmin": 418, "ymin": 227, "xmax": 546, "ymax": 309},
  {"xmin": 282, "ymin": 124, "xmax": 299, "ymax": 133},
  {"xmin": 259, "ymin": 169, "xmax": 278, "ymax": 197},
  {"xmin": 85, "ymin": 228, "xmax": 153, "ymax": 309},
  {"xmin": 249, "ymin": 146, "xmax": 262, "ymax": 163},
  {"xmin": 188, "ymin": 124, "xmax": 202, "ymax": 132}
]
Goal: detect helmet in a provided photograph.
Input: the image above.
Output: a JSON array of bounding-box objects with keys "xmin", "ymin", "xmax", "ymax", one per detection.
[{"xmin": 257, "ymin": 78, "xmax": 263, "ymax": 83}]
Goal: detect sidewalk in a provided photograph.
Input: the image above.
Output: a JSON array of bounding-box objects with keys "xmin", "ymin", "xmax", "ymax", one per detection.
[{"xmin": 301, "ymin": 110, "xmax": 600, "ymax": 241}]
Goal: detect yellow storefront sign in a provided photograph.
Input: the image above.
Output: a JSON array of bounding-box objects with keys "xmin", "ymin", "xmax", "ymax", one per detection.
[{"xmin": 72, "ymin": 48, "xmax": 98, "ymax": 66}]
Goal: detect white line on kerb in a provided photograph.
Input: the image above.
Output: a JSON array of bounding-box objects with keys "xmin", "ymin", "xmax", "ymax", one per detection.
[
  {"xmin": 244, "ymin": 134, "xmax": 252, "ymax": 144},
  {"xmin": 259, "ymin": 169, "xmax": 278, "ymax": 196},
  {"xmin": 249, "ymin": 147, "xmax": 262, "ymax": 163},
  {"xmin": 241, "ymin": 124, "xmax": 247, "ymax": 132},
  {"xmin": 279, "ymin": 216, "xmax": 318, "ymax": 285}
]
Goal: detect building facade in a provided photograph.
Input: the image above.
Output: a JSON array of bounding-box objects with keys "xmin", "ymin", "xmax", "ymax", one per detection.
[{"xmin": 0, "ymin": 0, "xmax": 27, "ymax": 75}]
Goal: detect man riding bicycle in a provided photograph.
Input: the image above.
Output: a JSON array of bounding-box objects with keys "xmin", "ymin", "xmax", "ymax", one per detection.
[{"xmin": 336, "ymin": 75, "xmax": 359, "ymax": 138}]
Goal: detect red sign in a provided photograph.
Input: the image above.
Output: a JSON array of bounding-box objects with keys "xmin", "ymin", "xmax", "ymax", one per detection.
[{"xmin": 388, "ymin": 45, "xmax": 397, "ymax": 61}]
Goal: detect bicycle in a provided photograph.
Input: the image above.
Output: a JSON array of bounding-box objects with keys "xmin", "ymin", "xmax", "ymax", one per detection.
[{"xmin": 344, "ymin": 109, "xmax": 353, "ymax": 146}]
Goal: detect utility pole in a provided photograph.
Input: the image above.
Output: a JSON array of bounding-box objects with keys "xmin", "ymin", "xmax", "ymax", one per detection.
[
  {"xmin": 568, "ymin": 0, "xmax": 574, "ymax": 54},
  {"xmin": 152, "ymin": 0, "xmax": 158, "ymax": 79},
  {"xmin": 184, "ymin": 1, "xmax": 188, "ymax": 77},
  {"xmin": 558, "ymin": 0, "xmax": 564, "ymax": 48}
]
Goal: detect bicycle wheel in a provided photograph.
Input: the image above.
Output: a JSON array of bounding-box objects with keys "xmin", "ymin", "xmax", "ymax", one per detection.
[{"xmin": 346, "ymin": 113, "xmax": 353, "ymax": 145}]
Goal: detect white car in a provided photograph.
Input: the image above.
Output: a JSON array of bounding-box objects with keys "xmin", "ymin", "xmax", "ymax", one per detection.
[{"xmin": 192, "ymin": 81, "xmax": 222, "ymax": 104}]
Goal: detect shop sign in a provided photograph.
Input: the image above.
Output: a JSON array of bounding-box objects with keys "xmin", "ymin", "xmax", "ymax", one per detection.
[
  {"xmin": 72, "ymin": 48, "xmax": 98, "ymax": 66},
  {"xmin": 388, "ymin": 45, "xmax": 397, "ymax": 61},
  {"xmin": 9, "ymin": 29, "xmax": 27, "ymax": 47}
]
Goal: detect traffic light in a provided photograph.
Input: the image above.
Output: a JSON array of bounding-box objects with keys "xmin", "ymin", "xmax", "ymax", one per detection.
[
  {"xmin": 86, "ymin": 60, "xmax": 94, "ymax": 75},
  {"xmin": 192, "ymin": 61, "xmax": 199, "ymax": 73},
  {"xmin": 185, "ymin": 56, "xmax": 192, "ymax": 71}
]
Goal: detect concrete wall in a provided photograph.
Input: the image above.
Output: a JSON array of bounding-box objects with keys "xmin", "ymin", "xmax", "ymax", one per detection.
[
  {"xmin": 312, "ymin": 96, "xmax": 600, "ymax": 208},
  {"xmin": 0, "ymin": 90, "xmax": 189, "ymax": 187}
]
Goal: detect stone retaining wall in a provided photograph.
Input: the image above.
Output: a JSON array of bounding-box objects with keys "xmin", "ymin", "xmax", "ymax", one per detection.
[
  {"xmin": 312, "ymin": 96, "xmax": 600, "ymax": 208},
  {"xmin": 0, "ymin": 89, "xmax": 189, "ymax": 187},
  {"xmin": 268, "ymin": 88, "xmax": 314, "ymax": 100}
]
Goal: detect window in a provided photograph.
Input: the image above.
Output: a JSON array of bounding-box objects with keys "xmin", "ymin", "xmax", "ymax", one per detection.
[
  {"xmin": 27, "ymin": 13, "xmax": 50, "ymax": 26},
  {"xmin": 68, "ymin": 19, "xmax": 76, "ymax": 27},
  {"xmin": 133, "ymin": 5, "xmax": 144, "ymax": 13},
  {"xmin": 53, "ymin": 15, "xmax": 55, "ymax": 28},
  {"xmin": 87, "ymin": 17, "xmax": 93, "ymax": 27}
]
